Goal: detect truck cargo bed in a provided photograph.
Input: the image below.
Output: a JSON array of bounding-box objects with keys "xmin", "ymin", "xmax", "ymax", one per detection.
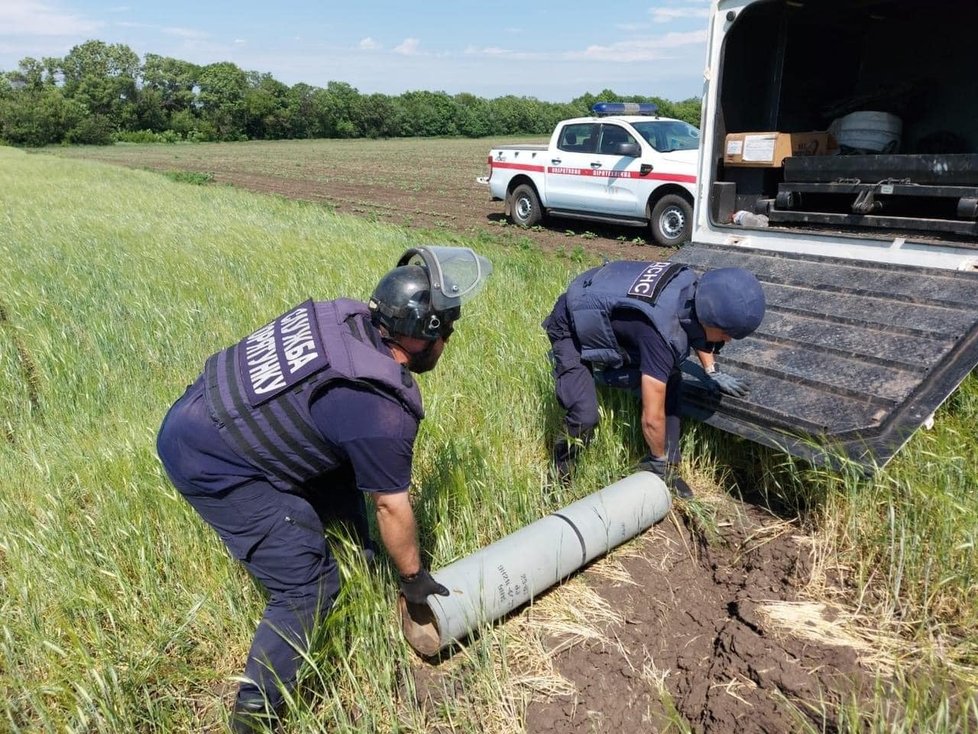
[{"xmin": 671, "ymin": 243, "xmax": 978, "ymax": 470}]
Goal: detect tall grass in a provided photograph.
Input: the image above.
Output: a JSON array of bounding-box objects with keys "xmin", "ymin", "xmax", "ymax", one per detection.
[
  {"xmin": 0, "ymin": 146, "xmax": 595, "ymax": 732},
  {"xmin": 1, "ymin": 146, "xmax": 975, "ymax": 732}
]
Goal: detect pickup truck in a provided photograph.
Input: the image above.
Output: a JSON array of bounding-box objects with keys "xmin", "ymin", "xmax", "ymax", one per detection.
[
  {"xmin": 672, "ymin": 0, "xmax": 978, "ymax": 471},
  {"xmin": 480, "ymin": 103, "xmax": 700, "ymax": 247}
]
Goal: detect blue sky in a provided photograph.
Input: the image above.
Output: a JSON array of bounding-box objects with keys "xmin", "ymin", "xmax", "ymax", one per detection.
[{"xmin": 0, "ymin": 0, "xmax": 712, "ymax": 102}]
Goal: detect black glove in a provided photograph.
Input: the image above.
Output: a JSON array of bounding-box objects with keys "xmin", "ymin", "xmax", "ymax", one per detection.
[
  {"xmin": 399, "ymin": 568, "xmax": 449, "ymax": 604},
  {"xmin": 704, "ymin": 367, "xmax": 749, "ymax": 398},
  {"xmin": 636, "ymin": 454, "xmax": 694, "ymax": 499}
]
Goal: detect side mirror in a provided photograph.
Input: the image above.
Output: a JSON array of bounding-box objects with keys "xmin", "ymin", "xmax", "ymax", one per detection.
[{"xmin": 616, "ymin": 142, "xmax": 641, "ymax": 157}]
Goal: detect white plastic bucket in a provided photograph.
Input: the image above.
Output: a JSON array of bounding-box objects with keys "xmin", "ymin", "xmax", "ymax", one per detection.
[{"xmin": 832, "ymin": 111, "xmax": 902, "ymax": 153}]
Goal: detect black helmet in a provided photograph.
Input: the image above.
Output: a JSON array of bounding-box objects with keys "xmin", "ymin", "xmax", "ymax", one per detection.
[
  {"xmin": 369, "ymin": 245, "xmax": 492, "ymax": 341},
  {"xmin": 368, "ymin": 263, "xmax": 460, "ymax": 341}
]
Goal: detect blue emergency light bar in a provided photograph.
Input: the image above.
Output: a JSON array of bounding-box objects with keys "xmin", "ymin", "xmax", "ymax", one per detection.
[{"xmin": 591, "ymin": 102, "xmax": 659, "ymax": 117}]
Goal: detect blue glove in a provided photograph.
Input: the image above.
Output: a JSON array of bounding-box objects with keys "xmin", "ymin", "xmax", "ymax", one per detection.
[
  {"xmin": 636, "ymin": 454, "xmax": 693, "ymax": 499},
  {"xmin": 705, "ymin": 367, "xmax": 749, "ymax": 398}
]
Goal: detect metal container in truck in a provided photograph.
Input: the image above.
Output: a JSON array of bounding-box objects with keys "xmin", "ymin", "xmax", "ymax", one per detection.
[{"xmin": 674, "ymin": 0, "xmax": 978, "ymax": 469}]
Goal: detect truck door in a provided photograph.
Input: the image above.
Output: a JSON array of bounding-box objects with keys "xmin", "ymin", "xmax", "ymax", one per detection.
[
  {"xmin": 544, "ymin": 122, "xmax": 601, "ymax": 211},
  {"xmin": 584, "ymin": 123, "xmax": 647, "ymax": 216}
]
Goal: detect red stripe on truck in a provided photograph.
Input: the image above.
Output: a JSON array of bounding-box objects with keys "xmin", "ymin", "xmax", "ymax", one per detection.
[
  {"xmin": 491, "ymin": 160, "xmax": 695, "ymax": 183},
  {"xmin": 549, "ymin": 167, "xmax": 696, "ymax": 183},
  {"xmin": 492, "ymin": 161, "xmax": 547, "ymax": 173}
]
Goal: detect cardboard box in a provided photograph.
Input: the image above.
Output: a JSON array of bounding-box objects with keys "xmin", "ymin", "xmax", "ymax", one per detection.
[{"xmin": 723, "ymin": 131, "xmax": 836, "ymax": 167}]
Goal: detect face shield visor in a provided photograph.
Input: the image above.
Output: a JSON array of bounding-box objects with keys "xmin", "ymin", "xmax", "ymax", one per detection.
[{"xmin": 396, "ymin": 246, "xmax": 493, "ymax": 317}]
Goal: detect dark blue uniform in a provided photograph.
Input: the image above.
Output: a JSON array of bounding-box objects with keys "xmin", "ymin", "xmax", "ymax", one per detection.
[
  {"xmin": 544, "ymin": 262, "xmax": 704, "ymax": 464},
  {"xmin": 157, "ymin": 300, "xmax": 419, "ymax": 713},
  {"xmin": 544, "ymin": 296, "xmax": 684, "ymax": 462}
]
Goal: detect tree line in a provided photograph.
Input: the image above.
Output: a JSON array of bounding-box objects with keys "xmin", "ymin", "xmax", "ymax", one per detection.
[{"xmin": 0, "ymin": 39, "xmax": 701, "ymax": 147}]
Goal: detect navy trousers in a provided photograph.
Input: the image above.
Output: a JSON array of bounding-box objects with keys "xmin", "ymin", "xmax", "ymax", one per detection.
[
  {"xmin": 165, "ymin": 472, "xmax": 364, "ymax": 711},
  {"xmin": 544, "ymin": 294, "xmax": 683, "ymax": 462}
]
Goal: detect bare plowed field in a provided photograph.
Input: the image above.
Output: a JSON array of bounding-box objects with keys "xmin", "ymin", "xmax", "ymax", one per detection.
[
  {"xmin": 47, "ymin": 138, "xmax": 671, "ymax": 262},
  {"xmin": 52, "ymin": 139, "xmax": 870, "ymax": 733}
]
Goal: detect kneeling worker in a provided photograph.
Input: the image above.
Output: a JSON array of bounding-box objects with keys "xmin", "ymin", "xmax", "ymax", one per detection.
[
  {"xmin": 543, "ymin": 261, "xmax": 765, "ymax": 496},
  {"xmin": 156, "ymin": 246, "xmax": 491, "ymax": 731}
]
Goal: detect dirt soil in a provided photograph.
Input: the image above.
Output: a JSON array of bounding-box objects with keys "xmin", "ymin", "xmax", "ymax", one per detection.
[
  {"xmin": 47, "ymin": 139, "xmax": 671, "ymax": 263},
  {"xmin": 414, "ymin": 499, "xmax": 866, "ymax": 734},
  {"xmin": 220, "ymin": 172, "xmax": 671, "ymax": 262},
  {"xmin": 530, "ymin": 506, "xmax": 862, "ymax": 733}
]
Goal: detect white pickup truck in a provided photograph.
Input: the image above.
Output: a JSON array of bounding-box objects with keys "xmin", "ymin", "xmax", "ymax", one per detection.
[{"xmin": 479, "ymin": 103, "xmax": 700, "ymax": 247}]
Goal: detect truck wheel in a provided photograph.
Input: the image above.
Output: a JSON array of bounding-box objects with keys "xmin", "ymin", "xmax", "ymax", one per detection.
[
  {"xmin": 650, "ymin": 194, "xmax": 692, "ymax": 247},
  {"xmin": 510, "ymin": 184, "xmax": 542, "ymax": 227}
]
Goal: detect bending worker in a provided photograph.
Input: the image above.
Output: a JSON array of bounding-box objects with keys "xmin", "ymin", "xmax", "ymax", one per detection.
[
  {"xmin": 156, "ymin": 246, "xmax": 491, "ymax": 731},
  {"xmin": 543, "ymin": 260, "xmax": 765, "ymax": 496}
]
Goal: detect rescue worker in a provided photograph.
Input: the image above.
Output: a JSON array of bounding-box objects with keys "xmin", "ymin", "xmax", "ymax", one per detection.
[
  {"xmin": 156, "ymin": 246, "xmax": 492, "ymax": 732},
  {"xmin": 543, "ymin": 261, "xmax": 765, "ymax": 497}
]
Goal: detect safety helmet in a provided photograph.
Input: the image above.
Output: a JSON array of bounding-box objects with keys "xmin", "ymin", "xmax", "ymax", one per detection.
[
  {"xmin": 368, "ymin": 246, "xmax": 492, "ymax": 341},
  {"xmin": 695, "ymin": 268, "xmax": 766, "ymax": 339}
]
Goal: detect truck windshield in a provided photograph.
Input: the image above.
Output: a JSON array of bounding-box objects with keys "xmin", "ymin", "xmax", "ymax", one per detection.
[{"xmin": 633, "ymin": 121, "xmax": 700, "ymax": 152}]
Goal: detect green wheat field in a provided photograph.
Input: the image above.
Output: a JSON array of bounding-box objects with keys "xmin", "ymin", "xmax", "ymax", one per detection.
[{"xmin": 1, "ymin": 145, "xmax": 975, "ymax": 732}]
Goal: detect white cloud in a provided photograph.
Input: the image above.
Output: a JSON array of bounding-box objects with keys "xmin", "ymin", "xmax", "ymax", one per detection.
[
  {"xmin": 359, "ymin": 37, "xmax": 380, "ymax": 50},
  {"xmin": 649, "ymin": 3, "xmax": 710, "ymax": 24},
  {"xmin": 0, "ymin": 0, "xmax": 102, "ymax": 36},
  {"xmin": 578, "ymin": 29, "xmax": 707, "ymax": 61},
  {"xmin": 466, "ymin": 45, "xmax": 510, "ymax": 57},
  {"xmin": 465, "ymin": 28, "xmax": 706, "ymax": 65},
  {"xmin": 393, "ymin": 38, "xmax": 420, "ymax": 56},
  {"xmin": 162, "ymin": 26, "xmax": 210, "ymax": 40}
]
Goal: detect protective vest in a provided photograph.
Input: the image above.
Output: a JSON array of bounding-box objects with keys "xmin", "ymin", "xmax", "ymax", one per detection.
[
  {"xmin": 203, "ymin": 298, "xmax": 423, "ymax": 490},
  {"xmin": 565, "ymin": 261, "xmax": 698, "ymax": 369}
]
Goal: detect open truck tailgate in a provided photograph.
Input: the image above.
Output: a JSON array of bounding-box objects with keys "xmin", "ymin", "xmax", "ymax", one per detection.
[{"xmin": 671, "ymin": 242, "xmax": 978, "ymax": 469}]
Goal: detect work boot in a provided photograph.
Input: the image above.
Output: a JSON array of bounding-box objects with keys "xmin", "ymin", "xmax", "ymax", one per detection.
[
  {"xmin": 550, "ymin": 428, "xmax": 594, "ymax": 486},
  {"xmin": 551, "ymin": 439, "xmax": 575, "ymax": 485},
  {"xmin": 230, "ymin": 696, "xmax": 277, "ymax": 734},
  {"xmin": 670, "ymin": 475, "xmax": 694, "ymax": 500},
  {"xmin": 552, "ymin": 438, "xmax": 586, "ymax": 485}
]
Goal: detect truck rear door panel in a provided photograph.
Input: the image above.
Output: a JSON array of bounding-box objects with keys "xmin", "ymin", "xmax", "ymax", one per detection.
[{"xmin": 671, "ymin": 243, "xmax": 978, "ymax": 469}]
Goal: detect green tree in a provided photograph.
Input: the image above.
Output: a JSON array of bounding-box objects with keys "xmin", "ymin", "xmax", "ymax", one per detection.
[
  {"xmin": 670, "ymin": 97, "xmax": 703, "ymax": 127},
  {"xmin": 0, "ymin": 82, "xmax": 84, "ymax": 146},
  {"xmin": 133, "ymin": 86, "xmax": 168, "ymax": 132},
  {"xmin": 284, "ymin": 83, "xmax": 319, "ymax": 138},
  {"xmin": 311, "ymin": 81, "xmax": 361, "ymax": 138},
  {"xmin": 60, "ymin": 40, "xmax": 139, "ymax": 129},
  {"xmin": 396, "ymin": 90, "xmax": 460, "ymax": 137},
  {"xmin": 489, "ymin": 95, "xmax": 557, "ymax": 136},
  {"xmin": 356, "ymin": 93, "xmax": 402, "ymax": 139},
  {"xmin": 243, "ymin": 71, "xmax": 290, "ymax": 139},
  {"xmin": 140, "ymin": 53, "xmax": 199, "ymax": 130},
  {"xmin": 197, "ymin": 61, "xmax": 249, "ymax": 140},
  {"xmin": 5, "ymin": 56, "xmax": 58, "ymax": 90},
  {"xmin": 453, "ymin": 93, "xmax": 492, "ymax": 138}
]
